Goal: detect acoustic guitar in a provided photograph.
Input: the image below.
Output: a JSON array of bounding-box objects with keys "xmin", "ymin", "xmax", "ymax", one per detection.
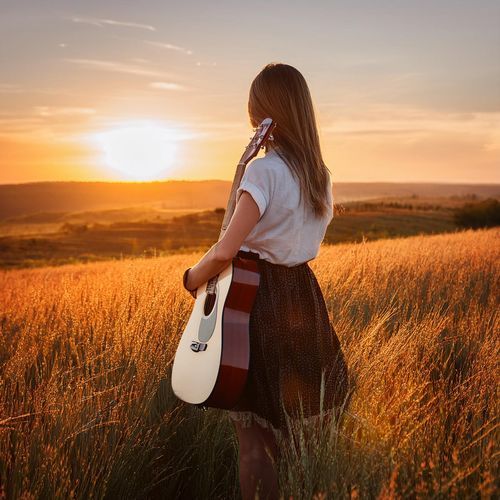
[{"xmin": 171, "ymin": 118, "xmax": 276, "ymax": 410}]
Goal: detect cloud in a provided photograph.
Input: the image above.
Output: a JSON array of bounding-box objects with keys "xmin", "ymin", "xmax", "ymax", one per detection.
[
  {"xmin": 149, "ymin": 82, "xmax": 188, "ymax": 91},
  {"xmin": 144, "ymin": 40, "xmax": 193, "ymax": 55},
  {"xmin": 35, "ymin": 106, "xmax": 96, "ymax": 117},
  {"xmin": 0, "ymin": 107, "xmax": 99, "ymax": 141},
  {"xmin": 0, "ymin": 84, "xmax": 76, "ymax": 96},
  {"xmin": 64, "ymin": 58, "xmax": 172, "ymax": 78},
  {"xmin": 71, "ymin": 16, "xmax": 156, "ymax": 32},
  {"xmin": 320, "ymin": 105, "xmax": 500, "ymax": 136},
  {"xmin": 320, "ymin": 105, "xmax": 500, "ymax": 155},
  {"xmin": 195, "ymin": 61, "xmax": 217, "ymax": 67},
  {"xmin": 333, "ymin": 54, "xmax": 397, "ymax": 68},
  {"xmin": 0, "ymin": 116, "xmax": 44, "ymax": 130},
  {"xmin": 0, "ymin": 84, "xmax": 24, "ymax": 94}
]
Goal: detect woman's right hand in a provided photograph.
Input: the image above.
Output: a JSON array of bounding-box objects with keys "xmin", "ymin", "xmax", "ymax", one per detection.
[{"xmin": 182, "ymin": 268, "xmax": 197, "ymax": 299}]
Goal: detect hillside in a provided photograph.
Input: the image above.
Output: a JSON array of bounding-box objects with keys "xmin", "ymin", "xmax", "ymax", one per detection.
[
  {"xmin": 1, "ymin": 195, "xmax": 493, "ymax": 269},
  {"xmin": 1, "ymin": 180, "xmax": 498, "ymax": 220}
]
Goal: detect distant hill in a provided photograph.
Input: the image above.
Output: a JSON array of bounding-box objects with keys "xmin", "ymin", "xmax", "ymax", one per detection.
[
  {"xmin": 0, "ymin": 180, "xmax": 228, "ymax": 220},
  {"xmin": 0, "ymin": 180, "xmax": 498, "ymax": 220}
]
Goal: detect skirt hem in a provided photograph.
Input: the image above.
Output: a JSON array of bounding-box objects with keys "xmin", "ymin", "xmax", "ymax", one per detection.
[{"xmin": 227, "ymin": 407, "xmax": 341, "ymax": 440}]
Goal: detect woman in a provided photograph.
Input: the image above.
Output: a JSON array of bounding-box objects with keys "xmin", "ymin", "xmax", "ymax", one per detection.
[{"xmin": 182, "ymin": 63, "xmax": 349, "ymax": 500}]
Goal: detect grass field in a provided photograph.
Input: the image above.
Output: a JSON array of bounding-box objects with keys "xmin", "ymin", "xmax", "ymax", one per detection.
[{"xmin": 0, "ymin": 227, "xmax": 498, "ymax": 498}]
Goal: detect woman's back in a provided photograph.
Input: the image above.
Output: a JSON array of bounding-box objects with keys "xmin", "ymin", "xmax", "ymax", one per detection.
[
  {"xmin": 181, "ymin": 62, "xmax": 350, "ymax": 499},
  {"xmin": 237, "ymin": 147, "xmax": 333, "ymax": 267}
]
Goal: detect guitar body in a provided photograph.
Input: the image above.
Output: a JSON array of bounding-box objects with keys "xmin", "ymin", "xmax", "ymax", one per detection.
[
  {"xmin": 171, "ymin": 255, "xmax": 261, "ymax": 409},
  {"xmin": 171, "ymin": 117, "xmax": 275, "ymax": 410}
]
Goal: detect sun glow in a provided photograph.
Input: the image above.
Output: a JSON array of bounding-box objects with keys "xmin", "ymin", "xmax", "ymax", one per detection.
[{"xmin": 93, "ymin": 121, "xmax": 181, "ymax": 180}]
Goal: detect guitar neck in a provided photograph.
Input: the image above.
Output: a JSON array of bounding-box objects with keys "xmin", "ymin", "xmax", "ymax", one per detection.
[
  {"xmin": 217, "ymin": 160, "xmax": 248, "ymax": 241},
  {"xmin": 204, "ymin": 118, "xmax": 274, "ymax": 295},
  {"xmin": 205, "ymin": 160, "xmax": 248, "ymax": 295}
]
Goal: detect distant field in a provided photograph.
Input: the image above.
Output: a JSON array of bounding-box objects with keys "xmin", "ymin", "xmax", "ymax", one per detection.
[
  {"xmin": 1, "ymin": 179, "xmax": 498, "ymax": 219},
  {"xmin": 0, "ymin": 207, "xmax": 201, "ymax": 237},
  {"xmin": 325, "ymin": 195, "xmax": 466, "ymax": 243},
  {"xmin": 1, "ymin": 194, "xmax": 498, "ymax": 269},
  {"xmin": 0, "ymin": 228, "xmax": 497, "ymax": 498}
]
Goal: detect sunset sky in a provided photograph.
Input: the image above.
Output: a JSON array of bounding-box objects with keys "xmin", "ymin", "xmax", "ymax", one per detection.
[{"xmin": 1, "ymin": 0, "xmax": 499, "ymax": 184}]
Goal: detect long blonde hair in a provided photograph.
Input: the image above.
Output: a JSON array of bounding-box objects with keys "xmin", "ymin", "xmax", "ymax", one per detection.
[{"xmin": 248, "ymin": 63, "xmax": 331, "ymax": 217}]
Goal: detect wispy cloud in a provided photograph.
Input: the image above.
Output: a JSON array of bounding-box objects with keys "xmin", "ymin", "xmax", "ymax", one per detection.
[
  {"xmin": 195, "ymin": 61, "xmax": 217, "ymax": 67},
  {"xmin": 64, "ymin": 58, "xmax": 172, "ymax": 78},
  {"xmin": 70, "ymin": 16, "xmax": 156, "ymax": 32},
  {"xmin": 35, "ymin": 106, "xmax": 96, "ymax": 117},
  {"xmin": 333, "ymin": 54, "xmax": 397, "ymax": 68},
  {"xmin": 0, "ymin": 84, "xmax": 77, "ymax": 97},
  {"xmin": 144, "ymin": 40, "xmax": 193, "ymax": 55},
  {"xmin": 0, "ymin": 106, "xmax": 100, "ymax": 140},
  {"xmin": 0, "ymin": 116, "xmax": 60, "ymax": 141},
  {"xmin": 149, "ymin": 82, "xmax": 188, "ymax": 91},
  {"xmin": 320, "ymin": 105, "xmax": 500, "ymax": 153},
  {"xmin": 0, "ymin": 84, "xmax": 24, "ymax": 94},
  {"xmin": 0, "ymin": 116, "xmax": 44, "ymax": 131},
  {"xmin": 185, "ymin": 120, "xmax": 251, "ymax": 141}
]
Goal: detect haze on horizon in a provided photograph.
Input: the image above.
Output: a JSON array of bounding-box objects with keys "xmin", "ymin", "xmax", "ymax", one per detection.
[{"xmin": 1, "ymin": 0, "xmax": 499, "ymax": 185}]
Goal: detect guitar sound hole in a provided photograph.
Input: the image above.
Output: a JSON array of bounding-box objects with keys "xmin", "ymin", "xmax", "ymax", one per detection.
[{"xmin": 204, "ymin": 293, "xmax": 216, "ymax": 316}]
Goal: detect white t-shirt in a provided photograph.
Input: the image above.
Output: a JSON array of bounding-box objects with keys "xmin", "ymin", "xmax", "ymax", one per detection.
[{"xmin": 236, "ymin": 147, "xmax": 333, "ymax": 267}]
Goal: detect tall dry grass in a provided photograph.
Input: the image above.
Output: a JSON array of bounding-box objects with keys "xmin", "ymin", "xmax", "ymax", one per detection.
[{"xmin": 0, "ymin": 227, "xmax": 498, "ymax": 499}]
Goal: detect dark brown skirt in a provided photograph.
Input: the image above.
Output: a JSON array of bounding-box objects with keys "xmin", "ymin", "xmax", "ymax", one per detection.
[{"xmin": 228, "ymin": 249, "xmax": 349, "ymax": 437}]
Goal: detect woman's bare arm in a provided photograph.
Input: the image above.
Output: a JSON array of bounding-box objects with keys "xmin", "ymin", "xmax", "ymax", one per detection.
[{"xmin": 184, "ymin": 191, "xmax": 261, "ymax": 292}]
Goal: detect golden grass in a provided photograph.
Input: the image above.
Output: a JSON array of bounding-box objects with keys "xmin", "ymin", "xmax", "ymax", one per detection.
[{"xmin": 0, "ymin": 227, "xmax": 498, "ymax": 498}]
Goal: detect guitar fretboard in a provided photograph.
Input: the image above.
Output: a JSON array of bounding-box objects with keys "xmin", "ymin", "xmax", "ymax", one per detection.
[
  {"xmin": 205, "ymin": 161, "xmax": 247, "ymax": 295},
  {"xmin": 204, "ymin": 118, "xmax": 275, "ymax": 296}
]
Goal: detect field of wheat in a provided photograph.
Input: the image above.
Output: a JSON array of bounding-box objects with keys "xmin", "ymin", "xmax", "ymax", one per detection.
[{"xmin": 0, "ymin": 227, "xmax": 498, "ymax": 499}]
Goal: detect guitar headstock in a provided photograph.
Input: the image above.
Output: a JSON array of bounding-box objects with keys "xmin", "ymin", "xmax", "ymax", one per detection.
[{"xmin": 239, "ymin": 118, "xmax": 276, "ymax": 165}]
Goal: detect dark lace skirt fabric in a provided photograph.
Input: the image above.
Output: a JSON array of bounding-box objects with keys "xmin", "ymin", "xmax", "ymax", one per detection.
[{"xmin": 228, "ymin": 249, "xmax": 349, "ymax": 438}]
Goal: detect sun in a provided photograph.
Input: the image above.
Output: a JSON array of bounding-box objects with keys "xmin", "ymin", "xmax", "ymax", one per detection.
[{"xmin": 93, "ymin": 121, "xmax": 181, "ymax": 180}]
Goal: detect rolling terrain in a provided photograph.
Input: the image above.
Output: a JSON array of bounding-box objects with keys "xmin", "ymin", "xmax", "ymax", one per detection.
[
  {"xmin": 1, "ymin": 179, "xmax": 498, "ymax": 219},
  {"xmin": 0, "ymin": 193, "xmax": 498, "ymax": 269}
]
